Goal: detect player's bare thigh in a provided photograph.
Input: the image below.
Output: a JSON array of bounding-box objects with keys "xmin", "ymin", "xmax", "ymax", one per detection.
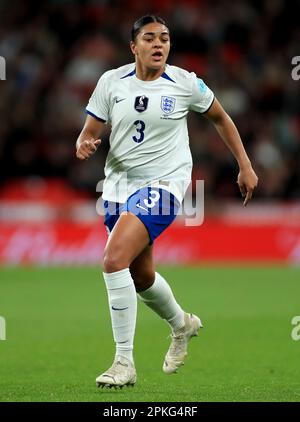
[{"xmin": 103, "ymin": 211, "xmax": 150, "ymax": 273}]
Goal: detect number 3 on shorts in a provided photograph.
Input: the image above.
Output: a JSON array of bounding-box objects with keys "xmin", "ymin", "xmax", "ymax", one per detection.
[{"xmin": 144, "ymin": 190, "xmax": 160, "ymax": 208}]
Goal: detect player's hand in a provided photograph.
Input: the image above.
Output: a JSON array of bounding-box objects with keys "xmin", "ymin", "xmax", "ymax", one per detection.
[
  {"xmin": 237, "ymin": 165, "xmax": 258, "ymax": 206},
  {"xmin": 76, "ymin": 138, "xmax": 101, "ymax": 160}
]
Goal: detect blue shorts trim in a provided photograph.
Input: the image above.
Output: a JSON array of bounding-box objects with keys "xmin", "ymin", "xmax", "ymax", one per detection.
[{"xmin": 103, "ymin": 187, "xmax": 180, "ymax": 244}]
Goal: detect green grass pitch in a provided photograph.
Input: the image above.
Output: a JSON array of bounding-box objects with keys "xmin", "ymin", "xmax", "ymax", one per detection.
[{"xmin": 0, "ymin": 266, "xmax": 300, "ymax": 402}]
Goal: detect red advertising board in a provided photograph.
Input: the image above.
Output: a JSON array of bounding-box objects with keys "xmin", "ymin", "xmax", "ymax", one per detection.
[{"xmin": 0, "ymin": 219, "xmax": 299, "ymax": 265}]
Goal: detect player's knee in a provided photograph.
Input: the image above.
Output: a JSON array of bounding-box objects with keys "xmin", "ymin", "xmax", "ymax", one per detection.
[{"xmin": 103, "ymin": 250, "xmax": 129, "ymax": 273}]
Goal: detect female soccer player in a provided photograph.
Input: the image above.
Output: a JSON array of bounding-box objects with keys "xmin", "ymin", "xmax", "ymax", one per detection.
[{"xmin": 76, "ymin": 15, "xmax": 258, "ymax": 388}]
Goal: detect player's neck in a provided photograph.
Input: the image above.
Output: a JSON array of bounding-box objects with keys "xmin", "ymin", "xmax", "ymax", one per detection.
[{"xmin": 135, "ymin": 63, "xmax": 165, "ymax": 81}]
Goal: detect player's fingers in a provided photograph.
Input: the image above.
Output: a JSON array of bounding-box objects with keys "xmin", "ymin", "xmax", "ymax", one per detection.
[
  {"xmin": 78, "ymin": 147, "xmax": 91, "ymax": 159},
  {"xmin": 80, "ymin": 145, "xmax": 94, "ymax": 155},
  {"xmin": 80, "ymin": 143, "xmax": 97, "ymax": 157},
  {"xmin": 76, "ymin": 151, "xmax": 86, "ymax": 160},
  {"xmin": 84, "ymin": 140, "xmax": 97, "ymax": 152},
  {"xmin": 76, "ymin": 139, "xmax": 99, "ymax": 160},
  {"xmin": 243, "ymin": 189, "xmax": 253, "ymax": 207},
  {"xmin": 93, "ymin": 139, "xmax": 101, "ymax": 147},
  {"xmin": 237, "ymin": 181, "xmax": 247, "ymax": 197}
]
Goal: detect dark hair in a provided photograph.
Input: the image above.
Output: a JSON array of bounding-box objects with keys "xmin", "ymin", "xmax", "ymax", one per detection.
[{"xmin": 131, "ymin": 15, "xmax": 168, "ymax": 42}]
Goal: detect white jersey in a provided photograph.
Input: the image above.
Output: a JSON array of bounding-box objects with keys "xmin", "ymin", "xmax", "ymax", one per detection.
[{"xmin": 86, "ymin": 63, "xmax": 214, "ymax": 203}]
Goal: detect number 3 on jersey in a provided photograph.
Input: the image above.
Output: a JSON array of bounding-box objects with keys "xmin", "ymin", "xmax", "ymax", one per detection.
[{"xmin": 132, "ymin": 120, "xmax": 145, "ymax": 143}]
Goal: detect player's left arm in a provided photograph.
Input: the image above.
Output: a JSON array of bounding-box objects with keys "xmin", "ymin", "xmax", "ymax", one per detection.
[{"xmin": 204, "ymin": 98, "xmax": 258, "ymax": 206}]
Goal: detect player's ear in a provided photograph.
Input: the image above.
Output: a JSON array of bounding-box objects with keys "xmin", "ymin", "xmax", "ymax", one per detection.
[{"xmin": 130, "ymin": 41, "xmax": 137, "ymax": 56}]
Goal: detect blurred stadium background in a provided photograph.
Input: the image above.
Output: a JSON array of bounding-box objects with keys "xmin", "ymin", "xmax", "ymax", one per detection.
[
  {"xmin": 0, "ymin": 0, "xmax": 299, "ymax": 265},
  {"xmin": 1, "ymin": 0, "xmax": 300, "ymax": 402}
]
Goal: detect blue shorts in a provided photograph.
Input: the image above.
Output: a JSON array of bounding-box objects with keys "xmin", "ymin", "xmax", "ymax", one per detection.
[{"xmin": 103, "ymin": 187, "xmax": 180, "ymax": 244}]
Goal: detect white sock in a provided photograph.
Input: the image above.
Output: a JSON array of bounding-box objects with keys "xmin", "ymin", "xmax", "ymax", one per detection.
[
  {"xmin": 103, "ymin": 268, "xmax": 137, "ymax": 363},
  {"xmin": 138, "ymin": 272, "xmax": 185, "ymax": 332}
]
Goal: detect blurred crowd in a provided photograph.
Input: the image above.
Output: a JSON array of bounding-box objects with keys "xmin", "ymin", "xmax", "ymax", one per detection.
[{"xmin": 0, "ymin": 0, "xmax": 299, "ymax": 201}]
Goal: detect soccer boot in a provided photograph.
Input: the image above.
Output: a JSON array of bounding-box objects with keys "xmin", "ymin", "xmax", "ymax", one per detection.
[
  {"xmin": 163, "ymin": 312, "xmax": 203, "ymax": 374},
  {"xmin": 96, "ymin": 355, "xmax": 137, "ymax": 388}
]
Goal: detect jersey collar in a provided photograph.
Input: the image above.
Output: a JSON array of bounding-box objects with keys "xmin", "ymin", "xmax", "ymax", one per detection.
[{"xmin": 120, "ymin": 66, "xmax": 175, "ymax": 83}]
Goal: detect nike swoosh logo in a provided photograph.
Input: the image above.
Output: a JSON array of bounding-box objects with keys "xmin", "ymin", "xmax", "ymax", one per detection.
[
  {"xmin": 102, "ymin": 374, "xmax": 115, "ymax": 380},
  {"xmin": 136, "ymin": 203, "xmax": 148, "ymax": 212},
  {"xmin": 116, "ymin": 361, "xmax": 128, "ymax": 367},
  {"xmin": 111, "ymin": 306, "xmax": 129, "ymax": 311},
  {"xmin": 116, "ymin": 98, "xmax": 126, "ymax": 103}
]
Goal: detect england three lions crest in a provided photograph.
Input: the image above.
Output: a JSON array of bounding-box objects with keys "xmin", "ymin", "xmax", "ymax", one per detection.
[{"xmin": 161, "ymin": 96, "xmax": 176, "ymax": 115}]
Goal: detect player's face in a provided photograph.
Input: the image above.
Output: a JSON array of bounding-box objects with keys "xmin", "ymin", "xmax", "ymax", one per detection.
[{"xmin": 130, "ymin": 23, "xmax": 170, "ymax": 70}]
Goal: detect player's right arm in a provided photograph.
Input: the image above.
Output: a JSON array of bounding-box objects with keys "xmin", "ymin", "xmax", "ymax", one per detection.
[{"xmin": 76, "ymin": 115, "xmax": 104, "ymax": 160}]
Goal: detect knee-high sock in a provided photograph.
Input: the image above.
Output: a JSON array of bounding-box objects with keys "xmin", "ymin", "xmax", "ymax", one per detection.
[
  {"xmin": 138, "ymin": 272, "xmax": 185, "ymax": 332},
  {"xmin": 103, "ymin": 268, "xmax": 137, "ymax": 362}
]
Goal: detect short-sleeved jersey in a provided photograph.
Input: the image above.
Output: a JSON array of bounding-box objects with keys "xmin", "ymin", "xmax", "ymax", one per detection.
[{"xmin": 86, "ymin": 63, "xmax": 214, "ymax": 203}]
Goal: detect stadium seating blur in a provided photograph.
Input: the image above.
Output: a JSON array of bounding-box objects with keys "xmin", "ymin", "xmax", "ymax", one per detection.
[{"xmin": 0, "ymin": 0, "xmax": 299, "ymax": 265}]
